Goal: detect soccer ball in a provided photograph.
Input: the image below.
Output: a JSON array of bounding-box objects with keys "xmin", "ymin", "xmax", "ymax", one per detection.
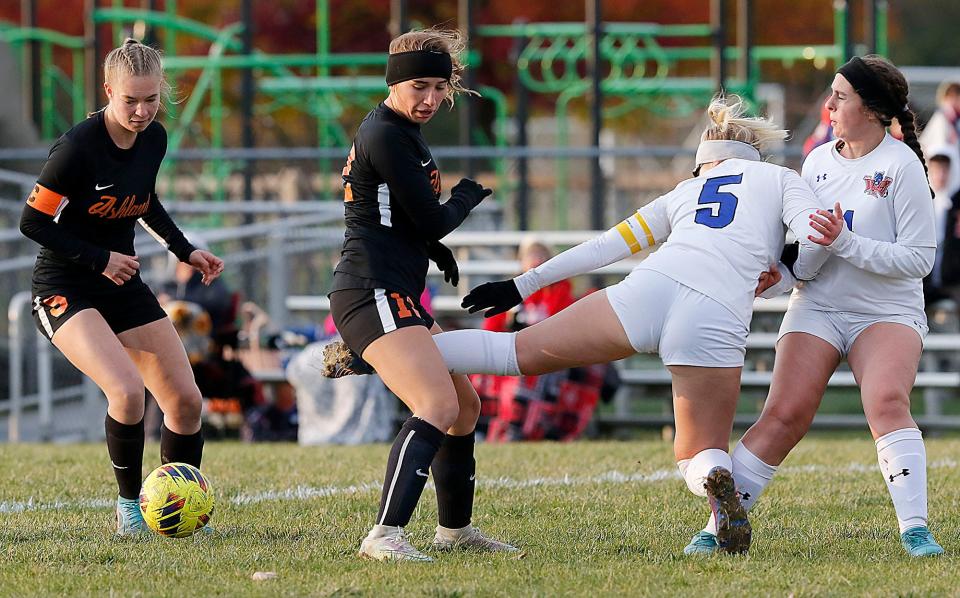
[{"xmin": 139, "ymin": 463, "xmax": 215, "ymax": 537}]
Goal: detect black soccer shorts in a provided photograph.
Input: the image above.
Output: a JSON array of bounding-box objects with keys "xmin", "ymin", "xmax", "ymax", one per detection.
[
  {"xmin": 32, "ymin": 279, "xmax": 167, "ymax": 340},
  {"xmin": 329, "ymin": 287, "xmax": 435, "ymax": 356}
]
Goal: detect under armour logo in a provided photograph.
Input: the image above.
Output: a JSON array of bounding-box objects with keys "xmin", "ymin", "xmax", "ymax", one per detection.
[
  {"xmin": 889, "ymin": 468, "xmax": 910, "ymax": 482},
  {"xmin": 816, "ymin": 173, "xmax": 828, "ymax": 182}
]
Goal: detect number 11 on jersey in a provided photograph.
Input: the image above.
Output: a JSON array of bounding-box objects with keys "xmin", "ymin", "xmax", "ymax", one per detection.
[{"xmin": 694, "ymin": 174, "xmax": 742, "ymax": 229}]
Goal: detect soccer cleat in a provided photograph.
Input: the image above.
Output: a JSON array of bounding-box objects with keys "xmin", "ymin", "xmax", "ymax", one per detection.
[
  {"xmin": 683, "ymin": 531, "xmax": 719, "ymax": 555},
  {"xmin": 432, "ymin": 525, "xmax": 519, "ymax": 552},
  {"xmin": 320, "ymin": 340, "xmax": 375, "ymax": 378},
  {"xmin": 115, "ymin": 495, "xmax": 148, "ymax": 537},
  {"xmin": 900, "ymin": 526, "xmax": 944, "ymax": 557},
  {"xmin": 358, "ymin": 527, "xmax": 433, "ymax": 562},
  {"xmin": 704, "ymin": 466, "xmax": 752, "ymax": 555}
]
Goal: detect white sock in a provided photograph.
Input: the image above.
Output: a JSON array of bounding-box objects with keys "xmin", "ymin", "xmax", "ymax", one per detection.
[
  {"xmin": 366, "ymin": 524, "xmax": 401, "ymax": 539},
  {"xmin": 435, "ymin": 523, "xmax": 472, "ymax": 540},
  {"xmin": 703, "ymin": 441, "xmax": 777, "ymax": 536},
  {"xmin": 876, "ymin": 427, "xmax": 928, "ymax": 533},
  {"xmin": 678, "ymin": 448, "xmax": 731, "ymax": 498},
  {"xmin": 433, "ymin": 330, "xmax": 520, "ymax": 376}
]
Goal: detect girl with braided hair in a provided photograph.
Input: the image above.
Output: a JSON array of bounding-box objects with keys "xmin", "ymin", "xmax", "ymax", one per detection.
[
  {"xmin": 685, "ymin": 55, "xmax": 944, "ymax": 557},
  {"xmin": 19, "ymin": 39, "xmax": 223, "ymax": 535}
]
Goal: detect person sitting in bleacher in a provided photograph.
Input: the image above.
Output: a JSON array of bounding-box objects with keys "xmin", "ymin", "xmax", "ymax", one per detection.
[{"xmin": 470, "ymin": 236, "xmax": 618, "ymax": 441}]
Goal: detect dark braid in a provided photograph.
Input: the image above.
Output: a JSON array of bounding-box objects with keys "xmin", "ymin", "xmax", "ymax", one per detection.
[{"xmin": 861, "ymin": 55, "xmax": 934, "ymax": 198}]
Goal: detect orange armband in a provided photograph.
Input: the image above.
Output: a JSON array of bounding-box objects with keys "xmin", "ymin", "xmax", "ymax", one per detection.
[{"xmin": 26, "ymin": 184, "xmax": 66, "ymax": 217}]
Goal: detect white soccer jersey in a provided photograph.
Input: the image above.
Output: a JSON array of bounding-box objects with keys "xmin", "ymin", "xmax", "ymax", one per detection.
[
  {"xmin": 633, "ymin": 159, "xmax": 826, "ymax": 326},
  {"xmin": 514, "ymin": 158, "xmax": 828, "ymax": 328},
  {"xmin": 792, "ymin": 134, "xmax": 936, "ymax": 318}
]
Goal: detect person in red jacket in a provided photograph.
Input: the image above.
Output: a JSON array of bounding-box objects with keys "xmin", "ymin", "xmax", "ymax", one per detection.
[{"xmin": 483, "ymin": 238, "xmax": 574, "ymax": 333}]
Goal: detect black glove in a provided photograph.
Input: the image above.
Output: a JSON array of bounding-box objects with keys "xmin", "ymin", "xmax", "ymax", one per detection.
[
  {"xmin": 780, "ymin": 242, "xmax": 799, "ymax": 276},
  {"xmin": 462, "ymin": 279, "xmax": 523, "ymax": 318},
  {"xmin": 450, "ymin": 177, "xmax": 493, "ymax": 209},
  {"xmin": 427, "ymin": 241, "xmax": 459, "ymax": 287}
]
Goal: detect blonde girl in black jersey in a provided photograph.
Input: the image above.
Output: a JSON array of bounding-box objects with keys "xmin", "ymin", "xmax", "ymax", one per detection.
[{"xmin": 20, "ymin": 39, "xmax": 223, "ymax": 536}]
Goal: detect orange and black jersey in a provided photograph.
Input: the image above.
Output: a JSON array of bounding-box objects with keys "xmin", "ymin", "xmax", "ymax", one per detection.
[
  {"xmin": 20, "ymin": 110, "xmax": 195, "ymax": 292},
  {"xmin": 332, "ymin": 102, "xmax": 477, "ymax": 298}
]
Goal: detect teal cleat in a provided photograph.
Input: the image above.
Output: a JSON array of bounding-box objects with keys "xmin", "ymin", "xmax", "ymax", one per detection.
[
  {"xmin": 901, "ymin": 526, "xmax": 944, "ymax": 557},
  {"xmin": 704, "ymin": 466, "xmax": 752, "ymax": 555},
  {"xmin": 683, "ymin": 531, "xmax": 719, "ymax": 555},
  {"xmin": 115, "ymin": 496, "xmax": 148, "ymax": 537}
]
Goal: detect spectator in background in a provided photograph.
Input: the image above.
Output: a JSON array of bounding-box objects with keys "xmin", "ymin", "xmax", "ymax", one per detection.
[
  {"xmin": 925, "ymin": 146, "xmax": 960, "ymax": 305},
  {"xmin": 482, "ymin": 236, "xmax": 575, "ymax": 333},
  {"xmin": 920, "ymin": 81, "xmax": 960, "ymax": 155},
  {"xmin": 803, "ymin": 104, "xmax": 835, "ymax": 157},
  {"xmin": 159, "ymin": 234, "xmax": 235, "ymax": 335}
]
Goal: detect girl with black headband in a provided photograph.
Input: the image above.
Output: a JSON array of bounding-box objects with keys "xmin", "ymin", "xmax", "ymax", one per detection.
[
  {"xmin": 688, "ymin": 55, "xmax": 944, "ymax": 557},
  {"xmin": 325, "ymin": 28, "xmax": 515, "ymax": 562}
]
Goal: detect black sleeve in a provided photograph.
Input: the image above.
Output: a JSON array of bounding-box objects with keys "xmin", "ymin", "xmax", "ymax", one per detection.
[
  {"xmin": 367, "ymin": 125, "xmax": 476, "ymax": 240},
  {"xmin": 19, "ymin": 136, "xmax": 110, "ymax": 273},
  {"xmin": 139, "ymin": 126, "xmax": 196, "ymax": 263},
  {"xmin": 139, "ymin": 197, "xmax": 196, "ymax": 263}
]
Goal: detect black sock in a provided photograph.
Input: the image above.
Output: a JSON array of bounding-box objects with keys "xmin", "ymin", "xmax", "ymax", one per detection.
[
  {"xmin": 376, "ymin": 417, "xmax": 445, "ymax": 527},
  {"xmin": 105, "ymin": 415, "xmax": 145, "ymax": 500},
  {"xmin": 160, "ymin": 423, "xmax": 204, "ymax": 468},
  {"xmin": 432, "ymin": 431, "xmax": 477, "ymax": 529}
]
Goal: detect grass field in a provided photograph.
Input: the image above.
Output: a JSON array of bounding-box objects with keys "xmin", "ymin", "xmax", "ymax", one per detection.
[{"xmin": 2, "ymin": 434, "xmax": 959, "ymax": 597}]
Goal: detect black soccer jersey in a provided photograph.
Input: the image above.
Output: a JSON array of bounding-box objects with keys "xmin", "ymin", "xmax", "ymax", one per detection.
[
  {"xmin": 331, "ymin": 102, "xmax": 479, "ymax": 298},
  {"xmin": 20, "ymin": 110, "xmax": 195, "ymax": 292}
]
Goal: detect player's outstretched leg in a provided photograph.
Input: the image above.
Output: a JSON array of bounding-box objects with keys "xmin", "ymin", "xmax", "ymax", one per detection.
[
  {"xmin": 321, "ymin": 340, "xmax": 375, "ymax": 377},
  {"xmin": 704, "ymin": 466, "xmax": 751, "ymax": 555}
]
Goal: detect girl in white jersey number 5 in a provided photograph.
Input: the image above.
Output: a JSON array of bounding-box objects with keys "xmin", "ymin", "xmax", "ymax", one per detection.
[
  {"xmin": 325, "ymin": 95, "xmax": 838, "ymax": 555},
  {"xmin": 690, "ymin": 55, "xmax": 943, "ymax": 558}
]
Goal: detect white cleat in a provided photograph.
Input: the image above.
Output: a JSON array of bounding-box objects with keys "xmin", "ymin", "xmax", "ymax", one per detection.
[
  {"xmin": 432, "ymin": 524, "xmax": 519, "ymax": 552},
  {"xmin": 358, "ymin": 527, "xmax": 433, "ymax": 562}
]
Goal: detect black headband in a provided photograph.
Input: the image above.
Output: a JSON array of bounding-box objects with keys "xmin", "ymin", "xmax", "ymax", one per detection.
[
  {"xmin": 385, "ymin": 50, "xmax": 453, "ymax": 86},
  {"xmin": 837, "ymin": 56, "xmax": 905, "ymax": 117}
]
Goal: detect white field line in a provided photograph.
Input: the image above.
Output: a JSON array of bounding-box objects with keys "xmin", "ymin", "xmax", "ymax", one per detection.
[{"xmin": 2, "ymin": 458, "xmax": 956, "ymax": 515}]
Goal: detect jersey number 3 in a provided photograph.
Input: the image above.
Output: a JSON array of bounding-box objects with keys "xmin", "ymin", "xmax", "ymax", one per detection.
[{"xmin": 694, "ymin": 173, "xmax": 742, "ymax": 229}]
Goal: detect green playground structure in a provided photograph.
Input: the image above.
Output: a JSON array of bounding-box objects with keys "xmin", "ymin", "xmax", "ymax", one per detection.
[{"xmin": 0, "ymin": 0, "xmax": 887, "ymax": 225}]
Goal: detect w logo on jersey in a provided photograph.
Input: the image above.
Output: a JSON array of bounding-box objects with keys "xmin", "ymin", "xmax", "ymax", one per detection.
[{"xmin": 863, "ymin": 171, "xmax": 893, "ymax": 198}]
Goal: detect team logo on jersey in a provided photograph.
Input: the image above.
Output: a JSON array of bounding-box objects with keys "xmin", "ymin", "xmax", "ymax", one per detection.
[
  {"xmin": 88, "ymin": 194, "xmax": 151, "ymax": 219},
  {"xmin": 863, "ymin": 171, "xmax": 893, "ymax": 198},
  {"xmin": 41, "ymin": 295, "xmax": 69, "ymax": 318}
]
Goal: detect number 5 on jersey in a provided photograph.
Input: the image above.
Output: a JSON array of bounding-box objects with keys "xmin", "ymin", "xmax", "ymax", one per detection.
[{"xmin": 695, "ymin": 173, "xmax": 742, "ymax": 229}]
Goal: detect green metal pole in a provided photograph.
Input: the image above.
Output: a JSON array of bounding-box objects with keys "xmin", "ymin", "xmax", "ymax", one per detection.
[
  {"xmin": 317, "ymin": 0, "xmax": 332, "ymax": 197},
  {"xmin": 40, "ymin": 41, "xmax": 53, "ymax": 139},
  {"xmin": 876, "ymin": 0, "xmax": 888, "ymax": 57},
  {"xmin": 165, "ymin": 0, "xmax": 179, "ymax": 120}
]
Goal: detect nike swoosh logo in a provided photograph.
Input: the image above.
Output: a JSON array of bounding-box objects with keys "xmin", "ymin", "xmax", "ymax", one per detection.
[
  {"xmin": 95, "ymin": 183, "xmax": 114, "ymax": 190},
  {"xmin": 415, "ymin": 469, "xmax": 429, "ymax": 478},
  {"xmin": 469, "ymin": 474, "xmax": 476, "ymax": 481},
  {"xmin": 111, "ymin": 461, "xmax": 129, "ymax": 470},
  {"xmin": 420, "ymin": 160, "xmax": 431, "ymax": 167}
]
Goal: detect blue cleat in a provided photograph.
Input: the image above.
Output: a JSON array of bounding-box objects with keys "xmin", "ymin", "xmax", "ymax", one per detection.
[
  {"xmin": 683, "ymin": 531, "xmax": 719, "ymax": 555},
  {"xmin": 901, "ymin": 526, "xmax": 944, "ymax": 557},
  {"xmin": 115, "ymin": 495, "xmax": 148, "ymax": 537},
  {"xmin": 704, "ymin": 466, "xmax": 751, "ymax": 555}
]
